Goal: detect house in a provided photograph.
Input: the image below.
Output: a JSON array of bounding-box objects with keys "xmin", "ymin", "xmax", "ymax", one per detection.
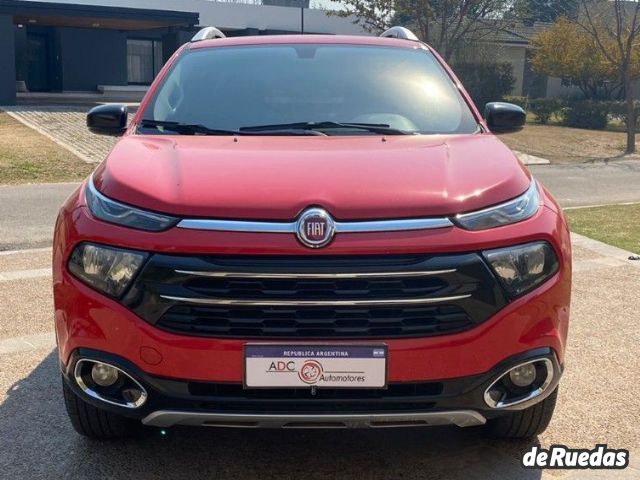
[
  {"xmin": 467, "ymin": 21, "xmax": 582, "ymax": 100},
  {"xmin": 0, "ymin": 0, "xmax": 366, "ymax": 105}
]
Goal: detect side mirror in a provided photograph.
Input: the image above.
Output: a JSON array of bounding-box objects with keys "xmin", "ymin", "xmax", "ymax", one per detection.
[
  {"xmin": 484, "ymin": 102, "xmax": 526, "ymax": 134},
  {"xmin": 87, "ymin": 104, "xmax": 128, "ymax": 136}
]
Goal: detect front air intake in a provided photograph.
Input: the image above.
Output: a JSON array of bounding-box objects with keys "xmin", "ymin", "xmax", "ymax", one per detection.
[{"xmin": 121, "ymin": 253, "xmax": 507, "ymax": 339}]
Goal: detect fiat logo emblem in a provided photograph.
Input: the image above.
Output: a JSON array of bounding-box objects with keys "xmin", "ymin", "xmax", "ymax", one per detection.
[{"xmin": 296, "ymin": 208, "xmax": 335, "ymax": 248}]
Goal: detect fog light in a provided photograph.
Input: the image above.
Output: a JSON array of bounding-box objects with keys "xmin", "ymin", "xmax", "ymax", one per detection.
[
  {"xmin": 91, "ymin": 363, "xmax": 119, "ymax": 387},
  {"xmin": 509, "ymin": 363, "xmax": 537, "ymax": 387},
  {"xmin": 484, "ymin": 358, "xmax": 555, "ymax": 409},
  {"xmin": 75, "ymin": 359, "xmax": 148, "ymax": 408}
]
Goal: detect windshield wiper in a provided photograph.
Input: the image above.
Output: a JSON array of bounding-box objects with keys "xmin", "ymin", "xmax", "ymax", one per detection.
[
  {"xmin": 239, "ymin": 121, "xmax": 412, "ymax": 135},
  {"xmin": 139, "ymin": 119, "xmax": 327, "ymax": 136},
  {"xmin": 139, "ymin": 119, "xmax": 240, "ymax": 136}
]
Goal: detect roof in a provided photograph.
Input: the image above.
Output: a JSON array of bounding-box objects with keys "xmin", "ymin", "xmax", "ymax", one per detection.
[
  {"xmin": 189, "ymin": 34, "xmax": 423, "ymax": 50},
  {"xmin": 477, "ymin": 21, "xmax": 553, "ymax": 45},
  {"xmin": 0, "ymin": 0, "xmax": 199, "ymax": 28}
]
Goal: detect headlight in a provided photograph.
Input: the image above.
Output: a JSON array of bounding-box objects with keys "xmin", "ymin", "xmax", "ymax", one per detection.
[
  {"xmin": 454, "ymin": 181, "xmax": 540, "ymax": 231},
  {"xmin": 86, "ymin": 176, "xmax": 179, "ymax": 232},
  {"xmin": 68, "ymin": 243, "xmax": 147, "ymax": 297},
  {"xmin": 484, "ymin": 242, "xmax": 559, "ymax": 297}
]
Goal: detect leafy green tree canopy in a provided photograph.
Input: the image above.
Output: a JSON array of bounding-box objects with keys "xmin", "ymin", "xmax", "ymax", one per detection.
[
  {"xmin": 329, "ymin": 0, "xmax": 510, "ymax": 60},
  {"xmin": 530, "ymin": 18, "xmax": 621, "ymax": 99}
]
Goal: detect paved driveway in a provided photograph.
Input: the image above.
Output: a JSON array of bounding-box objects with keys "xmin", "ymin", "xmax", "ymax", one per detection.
[
  {"xmin": 2, "ymin": 105, "xmax": 120, "ymax": 164},
  {"xmin": 531, "ymin": 160, "xmax": 640, "ymax": 208},
  {"xmin": 1, "ymin": 235, "xmax": 639, "ymax": 479},
  {"xmin": 0, "ymin": 183, "xmax": 76, "ymax": 251}
]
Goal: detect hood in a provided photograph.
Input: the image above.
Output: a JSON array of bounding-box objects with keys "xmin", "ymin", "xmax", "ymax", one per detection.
[{"xmin": 93, "ymin": 134, "xmax": 531, "ymax": 220}]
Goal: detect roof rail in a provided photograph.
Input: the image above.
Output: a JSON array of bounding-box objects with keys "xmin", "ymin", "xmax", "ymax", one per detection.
[
  {"xmin": 191, "ymin": 27, "xmax": 226, "ymax": 42},
  {"xmin": 380, "ymin": 26, "xmax": 419, "ymax": 41}
]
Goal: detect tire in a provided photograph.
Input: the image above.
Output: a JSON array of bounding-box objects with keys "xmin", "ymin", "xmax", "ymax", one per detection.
[
  {"xmin": 485, "ymin": 387, "xmax": 558, "ymax": 439},
  {"xmin": 62, "ymin": 377, "xmax": 138, "ymax": 440}
]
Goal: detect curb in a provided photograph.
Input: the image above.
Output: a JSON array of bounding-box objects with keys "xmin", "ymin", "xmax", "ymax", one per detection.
[
  {"xmin": 514, "ymin": 151, "xmax": 551, "ymax": 165},
  {"xmin": 564, "ymin": 201, "xmax": 640, "ymax": 211},
  {"xmin": 0, "ymin": 247, "xmax": 52, "ymax": 256},
  {"xmin": 571, "ymin": 232, "xmax": 639, "ymax": 265}
]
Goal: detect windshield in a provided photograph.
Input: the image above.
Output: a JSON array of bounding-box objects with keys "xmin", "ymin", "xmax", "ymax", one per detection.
[{"xmin": 142, "ymin": 44, "xmax": 479, "ymax": 135}]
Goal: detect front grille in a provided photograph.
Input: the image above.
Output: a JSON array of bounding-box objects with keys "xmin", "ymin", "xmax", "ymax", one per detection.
[
  {"xmin": 159, "ymin": 305, "xmax": 472, "ymax": 337},
  {"xmin": 123, "ymin": 253, "xmax": 506, "ymax": 339},
  {"xmin": 188, "ymin": 381, "xmax": 443, "ymax": 398},
  {"xmin": 187, "ymin": 381, "xmax": 442, "ymax": 413}
]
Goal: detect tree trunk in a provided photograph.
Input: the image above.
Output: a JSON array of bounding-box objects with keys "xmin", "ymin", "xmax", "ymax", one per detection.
[{"xmin": 624, "ymin": 70, "xmax": 636, "ymax": 154}]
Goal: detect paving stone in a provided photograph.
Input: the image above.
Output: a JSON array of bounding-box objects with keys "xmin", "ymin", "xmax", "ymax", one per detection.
[{"xmin": 1, "ymin": 105, "xmax": 133, "ymax": 164}]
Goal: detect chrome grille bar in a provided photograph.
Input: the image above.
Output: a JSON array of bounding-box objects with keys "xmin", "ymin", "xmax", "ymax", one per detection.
[
  {"xmin": 174, "ymin": 269, "xmax": 457, "ymax": 279},
  {"xmin": 336, "ymin": 218, "xmax": 453, "ymax": 233},
  {"xmin": 177, "ymin": 217, "xmax": 453, "ymax": 233},
  {"xmin": 177, "ymin": 219, "xmax": 296, "ymax": 233},
  {"xmin": 159, "ymin": 294, "xmax": 472, "ymax": 307}
]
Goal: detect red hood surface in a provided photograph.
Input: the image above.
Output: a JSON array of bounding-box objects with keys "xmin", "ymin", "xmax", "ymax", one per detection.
[{"xmin": 93, "ymin": 134, "xmax": 531, "ymax": 220}]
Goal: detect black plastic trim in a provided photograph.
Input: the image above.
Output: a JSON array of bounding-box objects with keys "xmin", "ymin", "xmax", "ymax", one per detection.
[
  {"xmin": 121, "ymin": 252, "xmax": 508, "ymax": 340},
  {"xmin": 62, "ymin": 348, "xmax": 562, "ymax": 421}
]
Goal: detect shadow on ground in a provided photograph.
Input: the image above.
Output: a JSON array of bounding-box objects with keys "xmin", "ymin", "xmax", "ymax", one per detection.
[{"xmin": 0, "ymin": 351, "xmax": 543, "ymax": 479}]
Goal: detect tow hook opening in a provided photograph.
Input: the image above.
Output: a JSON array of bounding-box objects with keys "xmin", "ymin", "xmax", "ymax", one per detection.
[
  {"xmin": 73, "ymin": 359, "xmax": 148, "ymax": 409},
  {"xmin": 483, "ymin": 358, "xmax": 554, "ymax": 409}
]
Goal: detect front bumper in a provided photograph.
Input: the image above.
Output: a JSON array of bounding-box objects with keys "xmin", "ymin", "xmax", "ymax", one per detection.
[
  {"xmin": 62, "ymin": 347, "xmax": 562, "ymax": 428},
  {"xmin": 55, "ymin": 262, "xmax": 569, "ymax": 383},
  {"xmin": 53, "ymin": 183, "xmax": 571, "ymax": 428}
]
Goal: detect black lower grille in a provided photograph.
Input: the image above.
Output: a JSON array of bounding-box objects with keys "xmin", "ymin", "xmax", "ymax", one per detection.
[
  {"xmin": 187, "ymin": 381, "xmax": 442, "ymax": 413},
  {"xmin": 158, "ymin": 305, "xmax": 473, "ymax": 337},
  {"xmin": 123, "ymin": 253, "xmax": 506, "ymax": 339},
  {"xmin": 189, "ymin": 381, "xmax": 443, "ymax": 398}
]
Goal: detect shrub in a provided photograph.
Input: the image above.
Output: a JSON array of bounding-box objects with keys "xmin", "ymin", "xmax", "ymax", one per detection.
[
  {"xmin": 563, "ymin": 100, "xmax": 610, "ymax": 130},
  {"xmin": 453, "ymin": 62, "xmax": 516, "ymax": 109},
  {"xmin": 608, "ymin": 101, "xmax": 640, "ymax": 130},
  {"xmin": 503, "ymin": 95, "xmax": 529, "ymax": 110},
  {"xmin": 529, "ymin": 98, "xmax": 563, "ymax": 124}
]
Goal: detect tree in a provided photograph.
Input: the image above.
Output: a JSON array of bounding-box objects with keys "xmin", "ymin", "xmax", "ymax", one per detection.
[
  {"xmin": 454, "ymin": 61, "xmax": 516, "ymax": 107},
  {"xmin": 510, "ymin": 0, "xmax": 578, "ymax": 24},
  {"xmin": 578, "ymin": 0, "xmax": 640, "ymax": 153},
  {"xmin": 530, "ymin": 18, "xmax": 620, "ymax": 99},
  {"xmin": 329, "ymin": 0, "xmax": 510, "ymax": 61}
]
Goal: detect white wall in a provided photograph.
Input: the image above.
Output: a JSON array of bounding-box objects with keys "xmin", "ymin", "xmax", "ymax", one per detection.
[
  {"xmin": 21, "ymin": 0, "xmax": 367, "ymax": 34},
  {"xmin": 545, "ymin": 77, "xmax": 581, "ymax": 99},
  {"xmin": 545, "ymin": 77, "xmax": 640, "ymax": 99}
]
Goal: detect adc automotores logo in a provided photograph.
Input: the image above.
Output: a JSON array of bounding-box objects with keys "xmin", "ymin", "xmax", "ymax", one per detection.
[{"xmin": 298, "ymin": 360, "xmax": 324, "ymax": 384}]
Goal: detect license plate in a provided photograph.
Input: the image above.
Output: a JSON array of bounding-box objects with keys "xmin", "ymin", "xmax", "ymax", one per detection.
[{"xmin": 244, "ymin": 344, "xmax": 387, "ymax": 389}]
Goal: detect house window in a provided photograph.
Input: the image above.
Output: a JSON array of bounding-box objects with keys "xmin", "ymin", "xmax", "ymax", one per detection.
[{"xmin": 127, "ymin": 39, "xmax": 163, "ymax": 85}]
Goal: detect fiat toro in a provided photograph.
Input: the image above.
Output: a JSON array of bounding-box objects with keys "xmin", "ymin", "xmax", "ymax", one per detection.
[{"xmin": 53, "ymin": 26, "xmax": 571, "ymax": 440}]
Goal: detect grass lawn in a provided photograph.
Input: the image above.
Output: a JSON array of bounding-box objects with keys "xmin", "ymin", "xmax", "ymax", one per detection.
[
  {"xmin": 0, "ymin": 112, "xmax": 94, "ymax": 184},
  {"xmin": 499, "ymin": 124, "xmax": 635, "ymax": 164},
  {"xmin": 566, "ymin": 204, "xmax": 640, "ymax": 254}
]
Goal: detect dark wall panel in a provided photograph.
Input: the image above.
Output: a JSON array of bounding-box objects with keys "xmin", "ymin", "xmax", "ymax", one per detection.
[
  {"xmin": 162, "ymin": 29, "xmax": 194, "ymax": 62},
  {"xmin": 58, "ymin": 27, "xmax": 127, "ymax": 90},
  {"xmin": 14, "ymin": 25, "xmax": 27, "ymax": 83},
  {"xmin": 0, "ymin": 15, "xmax": 16, "ymax": 104}
]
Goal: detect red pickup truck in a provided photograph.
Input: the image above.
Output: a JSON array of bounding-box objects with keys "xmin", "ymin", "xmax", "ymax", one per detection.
[{"xmin": 53, "ymin": 27, "xmax": 571, "ymax": 440}]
